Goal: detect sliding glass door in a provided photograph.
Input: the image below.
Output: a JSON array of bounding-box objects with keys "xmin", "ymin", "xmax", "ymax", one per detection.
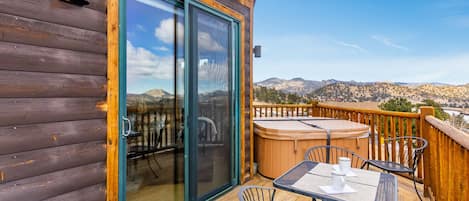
[
  {"xmin": 121, "ymin": 1, "xmax": 239, "ymax": 200},
  {"xmin": 186, "ymin": 4, "xmax": 237, "ymax": 200},
  {"xmin": 124, "ymin": 1, "xmax": 184, "ymax": 201}
]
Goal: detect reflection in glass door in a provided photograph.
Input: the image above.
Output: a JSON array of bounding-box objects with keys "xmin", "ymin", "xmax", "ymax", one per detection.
[
  {"xmin": 187, "ymin": 5, "xmax": 237, "ymax": 200},
  {"xmin": 125, "ymin": 0, "xmax": 184, "ymax": 200}
]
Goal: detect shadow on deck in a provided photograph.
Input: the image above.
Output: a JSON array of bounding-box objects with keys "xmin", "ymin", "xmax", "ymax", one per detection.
[{"xmin": 216, "ymin": 173, "xmax": 430, "ymax": 201}]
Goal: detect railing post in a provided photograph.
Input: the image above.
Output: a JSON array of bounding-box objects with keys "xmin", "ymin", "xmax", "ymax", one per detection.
[
  {"xmin": 311, "ymin": 100, "xmax": 319, "ymax": 117},
  {"xmin": 420, "ymin": 106, "xmax": 434, "ymax": 197}
]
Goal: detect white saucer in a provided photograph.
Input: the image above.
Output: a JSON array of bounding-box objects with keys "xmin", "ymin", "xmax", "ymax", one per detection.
[{"xmin": 319, "ymin": 184, "xmax": 357, "ymax": 194}]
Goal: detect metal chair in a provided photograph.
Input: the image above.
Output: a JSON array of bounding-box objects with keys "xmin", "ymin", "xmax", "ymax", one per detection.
[
  {"xmin": 304, "ymin": 145, "xmax": 367, "ymax": 169},
  {"xmin": 238, "ymin": 186, "xmax": 276, "ymax": 201},
  {"xmin": 364, "ymin": 136, "xmax": 428, "ymax": 201}
]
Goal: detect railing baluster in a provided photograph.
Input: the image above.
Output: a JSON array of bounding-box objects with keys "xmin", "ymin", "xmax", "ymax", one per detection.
[
  {"xmin": 370, "ymin": 114, "xmax": 375, "ymax": 160},
  {"xmin": 406, "ymin": 118, "xmax": 413, "ymax": 167},
  {"xmin": 390, "ymin": 116, "xmax": 396, "ymax": 162},
  {"xmin": 398, "ymin": 117, "xmax": 404, "ymax": 164}
]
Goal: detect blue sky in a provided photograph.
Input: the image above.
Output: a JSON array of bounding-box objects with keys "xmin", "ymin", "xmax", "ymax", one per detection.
[{"xmin": 253, "ymin": 0, "xmax": 469, "ymax": 84}]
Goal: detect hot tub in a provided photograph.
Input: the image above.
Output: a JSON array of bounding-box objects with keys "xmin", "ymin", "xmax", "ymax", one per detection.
[{"xmin": 254, "ymin": 117, "xmax": 369, "ymax": 178}]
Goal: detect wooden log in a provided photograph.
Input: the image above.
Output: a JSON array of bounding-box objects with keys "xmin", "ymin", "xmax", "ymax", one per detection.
[
  {"xmin": 106, "ymin": 0, "xmax": 120, "ymax": 198},
  {"xmin": 0, "ymin": 119, "xmax": 106, "ymax": 155},
  {"xmin": 85, "ymin": 0, "xmax": 107, "ymax": 13},
  {"xmin": 0, "ymin": 141, "xmax": 106, "ymax": 183},
  {"xmin": 0, "ymin": 162, "xmax": 106, "ymax": 201},
  {"xmin": 43, "ymin": 183, "xmax": 106, "ymax": 201},
  {"xmin": 0, "ymin": 70, "xmax": 106, "ymax": 98},
  {"xmin": 0, "ymin": 98, "xmax": 106, "ymax": 126},
  {"xmin": 0, "ymin": 41, "xmax": 106, "ymax": 75},
  {"xmin": 0, "ymin": 13, "xmax": 106, "ymax": 54},
  {"xmin": 0, "ymin": 0, "xmax": 106, "ymax": 33}
]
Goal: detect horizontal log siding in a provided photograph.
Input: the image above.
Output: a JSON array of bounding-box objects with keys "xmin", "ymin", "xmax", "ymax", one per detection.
[{"xmin": 0, "ymin": 1, "xmax": 108, "ymax": 200}]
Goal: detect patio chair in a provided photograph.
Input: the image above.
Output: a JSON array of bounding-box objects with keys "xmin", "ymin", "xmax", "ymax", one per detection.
[
  {"xmin": 238, "ymin": 186, "xmax": 276, "ymax": 201},
  {"xmin": 363, "ymin": 136, "xmax": 427, "ymax": 201},
  {"xmin": 304, "ymin": 145, "xmax": 367, "ymax": 169}
]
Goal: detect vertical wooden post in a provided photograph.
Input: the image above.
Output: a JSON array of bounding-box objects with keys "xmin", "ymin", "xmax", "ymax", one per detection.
[
  {"xmin": 106, "ymin": 0, "xmax": 120, "ymax": 200},
  {"xmin": 420, "ymin": 106, "xmax": 434, "ymax": 197},
  {"xmin": 311, "ymin": 100, "xmax": 319, "ymax": 117}
]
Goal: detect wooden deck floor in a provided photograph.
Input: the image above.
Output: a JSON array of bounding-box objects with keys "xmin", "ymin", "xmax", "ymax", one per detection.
[{"xmin": 216, "ymin": 174, "xmax": 430, "ymax": 201}]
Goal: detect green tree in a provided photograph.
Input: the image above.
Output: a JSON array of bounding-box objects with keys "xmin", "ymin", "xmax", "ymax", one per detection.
[
  {"xmin": 416, "ymin": 99, "xmax": 450, "ymax": 120},
  {"xmin": 378, "ymin": 97, "xmax": 413, "ymax": 112}
]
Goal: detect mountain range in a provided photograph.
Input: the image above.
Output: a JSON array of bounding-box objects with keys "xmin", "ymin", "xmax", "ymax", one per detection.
[{"xmin": 255, "ymin": 77, "xmax": 469, "ymax": 107}]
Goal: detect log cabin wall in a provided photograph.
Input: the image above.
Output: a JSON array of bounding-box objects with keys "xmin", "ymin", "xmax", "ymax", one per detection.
[{"xmin": 0, "ymin": 1, "xmax": 108, "ymax": 201}]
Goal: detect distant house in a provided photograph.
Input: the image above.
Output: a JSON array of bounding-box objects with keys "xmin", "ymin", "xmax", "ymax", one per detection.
[{"xmin": 0, "ymin": 0, "xmax": 255, "ymax": 200}]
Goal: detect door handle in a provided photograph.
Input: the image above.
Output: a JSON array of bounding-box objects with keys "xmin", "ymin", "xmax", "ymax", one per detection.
[{"xmin": 122, "ymin": 116, "xmax": 132, "ymax": 137}]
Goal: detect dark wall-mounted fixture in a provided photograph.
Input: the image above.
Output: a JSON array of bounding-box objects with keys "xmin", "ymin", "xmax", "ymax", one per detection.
[
  {"xmin": 60, "ymin": 0, "xmax": 90, "ymax": 6},
  {"xmin": 253, "ymin": 45, "xmax": 262, "ymax": 58}
]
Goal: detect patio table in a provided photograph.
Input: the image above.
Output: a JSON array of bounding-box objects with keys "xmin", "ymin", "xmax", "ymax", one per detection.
[{"xmin": 273, "ymin": 161, "xmax": 397, "ymax": 201}]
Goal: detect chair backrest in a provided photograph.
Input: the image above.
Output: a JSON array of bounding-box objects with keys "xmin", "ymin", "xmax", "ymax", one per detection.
[
  {"xmin": 304, "ymin": 145, "xmax": 367, "ymax": 168},
  {"xmin": 238, "ymin": 186, "xmax": 276, "ymax": 201},
  {"xmin": 383, "ymin": 136, "xmax": 428, "ymax": 171}
]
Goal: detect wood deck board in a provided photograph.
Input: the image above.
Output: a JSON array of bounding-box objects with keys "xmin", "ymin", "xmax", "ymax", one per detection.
[{"xmin": 216, "ymin": 174, "xmax": 430, "ymax": 201}]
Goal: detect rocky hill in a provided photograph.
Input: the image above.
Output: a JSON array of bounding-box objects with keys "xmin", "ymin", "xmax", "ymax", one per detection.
[{"xmin": 255, "ymin": 78, "xmax": 469, "ymax": 107}]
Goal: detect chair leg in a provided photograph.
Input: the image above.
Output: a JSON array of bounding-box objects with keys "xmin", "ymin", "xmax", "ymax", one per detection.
[
  {"xmin": 412, "ymin": 172, "xmax": 423, "ymax": 201},
  {"xmin": 360, "ymin": 161, "xmax": 367, "ymax": 169},
  {"xmin": 152, "ymin": 153, "xmax": 162, "ymax": 169},
  {"xmin": 147, "ymin": 157, "xmax": 159, "ymax": 178}
]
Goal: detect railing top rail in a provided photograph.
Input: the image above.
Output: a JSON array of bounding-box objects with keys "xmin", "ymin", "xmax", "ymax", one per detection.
[
  {"xmin": 425, "ymin": 116, "xmax": 469, "ymax": 150},
  {"xmin": 253, "ymin": 104, "xmax": 312, "ymax": 108},
  {"xmin": 317, "ymin": 103, "xmax": 421, "ymax": 118}
]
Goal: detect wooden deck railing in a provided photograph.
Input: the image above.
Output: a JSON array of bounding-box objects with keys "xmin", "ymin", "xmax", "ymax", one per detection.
[
  {"xmin": 253, "ymin": 104, "xmax": 313, "ymax": 117},
  {"xmin": 253, "ymin": 102, "xmax": 432, "ymax": 181},
  {"xmin": 127, "ymin": 105, "xmax": 183, "ymax": 150},
  {"xmin": 422, "ymin": 116, "xmax": 469, "ymax": 200}
]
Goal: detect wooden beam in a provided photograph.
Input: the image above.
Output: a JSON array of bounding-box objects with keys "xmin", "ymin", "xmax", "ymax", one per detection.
[
  {"xmin": 0, "ymin": 98, "xmax": 106, "ymax": 127},
  {"xmin": 106, "ymin": 0, "xmax": 120, "ymax": 200},
  {"xmin": 0, "ymin": 141, "xmax": 106, "ymax": 183},
  {"xmin": 0, "ymin": 162, "xmax": 106, "ymax": 201},
  {"xmin": 0, "ymin": 119, "xmax": 106, "ymax": 155},
  {"xmin": 420, "ymin": 106, "xmax": 434, "ymax": 197},
  {"xmin": 0, "ymin": 70, "xmax": 106, "ymax": 98},
  {"xmin": 0, "ymin": 41, "xmax": 106, "ymax": 75},
  {"xmin": 43, "ymin": 183, "xmax": 106, "ymax": 201},
  {"xmin": 249, "ymin": 3, "xmax": 254, "ymax": 183},
  {"xmin": 0, "ymin": 12, "xmax": 107, "ymax": 54},
  {"xmin": 0, "ymin": 0, "xmax": 107, "ymax": 33}
]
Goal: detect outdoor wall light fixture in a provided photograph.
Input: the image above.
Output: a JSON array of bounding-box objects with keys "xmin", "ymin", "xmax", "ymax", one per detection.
[
  {"xmin": 60, "ymin": 0, "xmax": 90, "ymax": 6},
  {"xmin": 253, "ymin": 45, "xmax": 262, "ymax": 58}
]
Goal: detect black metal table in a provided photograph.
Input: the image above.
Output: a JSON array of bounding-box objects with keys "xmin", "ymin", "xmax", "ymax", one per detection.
[{"xmin": 273, "ymin": 161, "xmax": 398, "ymax": 201}]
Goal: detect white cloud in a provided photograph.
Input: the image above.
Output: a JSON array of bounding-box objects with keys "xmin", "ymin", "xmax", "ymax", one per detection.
[
  {"xmin": 155, "ymin": 18, "xmax": 184, "ymax": 44},
  {"xmin": 136, "ymin": 24, "xmax": 146, "ymax": 32},
  {"xmin": 153, "ymin": 46, "xmax": 169, "ymax": 52},
  {"xmin": 155, "ymin": 18, "xmax": 225, "ymax": 52},
  {"xmin": 371, "ymin": 35, "xmax": 409, "ymax": 51},
  {"xmin": 127, "ymin": 40, "xmax": 183, "ymax": 80},
  {"xmin": 333, "ymin": 40, "xmax": 367, "ymax": 52},
  {"xmin": 197, "ymin": 31, "xmax": 225, "ymax": 52}
]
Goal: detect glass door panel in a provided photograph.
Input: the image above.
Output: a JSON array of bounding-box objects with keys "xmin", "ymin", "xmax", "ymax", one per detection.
[
  {"xmin": 188, "ymin": 5, "xmax": 234, "ymax": 200},
  {"xmin": 125, "ymin": 0, "xmax": 184, "ymax": 200}
]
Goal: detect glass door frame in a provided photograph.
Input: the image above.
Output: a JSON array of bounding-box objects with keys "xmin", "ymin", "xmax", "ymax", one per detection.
[
  {"xmin": 117, "ymin": 0, "xmax": 241, "ymax": 200},
  {"xmin": 184, "ymin": 1, "xmax": 241, "ymax": 200}
]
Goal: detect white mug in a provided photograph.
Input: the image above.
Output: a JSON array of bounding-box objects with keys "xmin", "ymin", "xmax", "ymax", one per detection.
[
  {"xmin": 331, "ymin": 171, "xmax": 346, "ymax": 190},
  {"xmin": 338, "ymin": 157, "xmax": 351, "ymax": 174}
]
